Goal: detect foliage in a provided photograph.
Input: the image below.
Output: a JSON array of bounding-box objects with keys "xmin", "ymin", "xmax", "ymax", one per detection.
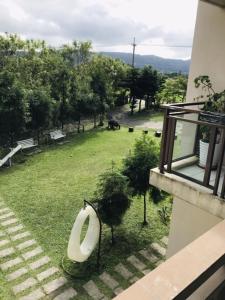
[
  {"xmin": 0, "ymin": 71, "xmax": 25, "ymax": 145},
  {"xmin": 0, "ymin": 34, "xmax": 131, "ymax": 145},
  {"xmin": 158, "ymin": 205, "xmax": 171, "ymax": 226},
  {"xmin": 150, "ymin": 186, "xmax": 165, "ymax": 204},
  {"xmin": 122, "ymin": 134, "xmax": 160, "ymax": 225},
  {"xmin": 26, "ymin": 88, "xmax": 53, "ymax": 141},
  {"xmin": 194, "ymin": 75, "xmax": 225, "ymax": 112},
  {"xmin": 194, "ymin": 75, "xmax": 225, "ymax": 142},
  {"xmin": 122, "ymin": 66, "xmax": 162, "ymax": 114},
  {"xmin": 138, "ymin": 66, "xmax": 163, "ymax": 109},
  {"xmin": 156, "ymin": 75, "xmax": 187, "ymax": 104},
  {"xmin": 95, "ymin": 169, "xmax": 131, "ymax": 244}
]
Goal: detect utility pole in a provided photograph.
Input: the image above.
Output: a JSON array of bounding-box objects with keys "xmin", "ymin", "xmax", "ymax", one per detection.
[
  {"xmin": 130, "ymin": 37, "xmax": 137, "ymax": 115},
  {"xmin": 131, "ymin": 37, "xmax": 136, "ymax": 67}
]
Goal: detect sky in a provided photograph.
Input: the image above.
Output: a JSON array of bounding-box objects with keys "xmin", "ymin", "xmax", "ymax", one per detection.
[{"xmin": 0, "ymin": 0, "xmax": 199, "ymax": 59}]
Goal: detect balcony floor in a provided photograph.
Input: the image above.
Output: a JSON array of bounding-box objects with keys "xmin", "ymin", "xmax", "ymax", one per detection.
[{"xmin": 175, "ymin": 163, "xmax": 225, "ymax": 196}]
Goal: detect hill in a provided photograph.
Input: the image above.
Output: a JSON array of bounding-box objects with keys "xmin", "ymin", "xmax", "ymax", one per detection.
[{"xmin": 99, "ymin": 52, "xmax": 190, "ymax": 74}]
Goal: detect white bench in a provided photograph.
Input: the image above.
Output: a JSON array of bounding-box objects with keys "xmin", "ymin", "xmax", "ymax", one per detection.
[
  {"xmin": 17, "ymin": 138, "xmax": 38, "ymax": 150},
  {"xmin": 0, "ymin": 145, "xmax": 22, "ymax": 167},
  {"xmin": 49, "ymin": 130, "xmax": 66, "ymax": 141}
]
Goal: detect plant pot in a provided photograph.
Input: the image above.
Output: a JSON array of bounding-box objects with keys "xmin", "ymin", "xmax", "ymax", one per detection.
[{"xmin": 199, "ymin": 140, "xmax": 221, "ymax": 168}]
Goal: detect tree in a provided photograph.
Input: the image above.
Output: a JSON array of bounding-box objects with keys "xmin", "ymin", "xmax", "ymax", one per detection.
[
  {"xmin": 27, "ymin": 88, "xmax": 53, "ymax": 142},
  {"xmin": 138, "ymin": 66, "xmax": 163, "ymax": 110},
  {"xmin": 95, "ymin": 170, "xmax": 131, "ymax": 244},
  {"xmin": 156, "ymin": 75, "xmax": 187, "ymax": 104},
  {"xmin": 0, "ymin": 71, "xmax": 25, "ymax": 145},
  {"xmin": 122, "ymin": 134, "xmax": 160, "ymax": 225}
]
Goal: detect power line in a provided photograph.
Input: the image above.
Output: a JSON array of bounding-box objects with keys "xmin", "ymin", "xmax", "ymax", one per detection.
[
  {"xmin": 95, "ymin": 42, "xmax": 192, "ymax": 49},
  {"xmin": 139, "ymin": 43, "xmax": 192, "ymax": 48}
]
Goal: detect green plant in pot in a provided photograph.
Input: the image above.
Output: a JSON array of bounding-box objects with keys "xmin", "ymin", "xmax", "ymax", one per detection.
[{"xmin": 194, "ymin": 75, "xmax": 225, "ymax": 168}]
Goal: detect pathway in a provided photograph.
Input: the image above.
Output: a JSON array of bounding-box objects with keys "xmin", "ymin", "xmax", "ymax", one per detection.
[
  {"xmin": 0, "ymin": 199, "xmax": 168, "ymax": 300},
  {"xmin": 0, "ymin": 200, "xmax": 77, "ymax": 300}
]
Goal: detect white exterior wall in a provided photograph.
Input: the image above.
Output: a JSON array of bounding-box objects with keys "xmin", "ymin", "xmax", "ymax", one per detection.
[
  {"xmin": 186, "ymin": 1, "xmax": 225, "ymax": 102},
  {"xmin": 167, "ymin": 196, "xmax": 222, "ymax": 258},
  {"xmin": 181, "ymin": 1, "xmax": 225, "ymax": 156}
]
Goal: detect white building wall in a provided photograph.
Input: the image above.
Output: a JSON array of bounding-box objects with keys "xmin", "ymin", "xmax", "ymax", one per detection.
[{"xmin": 186, "ymin": 0, "xmax": 225, "ymax": 102}]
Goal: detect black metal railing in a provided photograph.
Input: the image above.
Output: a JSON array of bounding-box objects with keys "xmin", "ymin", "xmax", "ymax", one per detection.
[{"xmin": 159, "ymin": 101, "xmax": 225, "ymax": 199}]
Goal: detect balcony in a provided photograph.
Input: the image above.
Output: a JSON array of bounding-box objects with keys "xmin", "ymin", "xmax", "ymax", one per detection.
[
  {"xmin": 159, "ymin": 102, "xmax": 225, "ymax": 199},
  {"xmin": 114, "ymin": 220, "xmax": 225, "ymax": 300}
]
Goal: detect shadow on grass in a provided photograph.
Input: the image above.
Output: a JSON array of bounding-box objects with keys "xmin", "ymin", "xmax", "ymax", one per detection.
[{"xmin": 62, "ymin": 227, "xmax": 154, "ymax": 284}]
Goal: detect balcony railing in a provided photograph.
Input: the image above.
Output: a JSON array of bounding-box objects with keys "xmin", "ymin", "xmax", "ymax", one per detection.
[{"xmin": 159, "ymin": 101, "xmax": 225, "ymax": 199}]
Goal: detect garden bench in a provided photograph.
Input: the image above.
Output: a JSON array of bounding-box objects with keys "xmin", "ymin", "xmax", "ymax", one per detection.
[
  {"xmin": 0, "ymin": 145, "xmax": 22, "ymax": 167},
  {"xmin": 17, "ymin": 138, "xmax": 38, "ymax": 150},
  {"xmin": 49, "ymin": 130, "xmax": 66, "ymax": 141}
]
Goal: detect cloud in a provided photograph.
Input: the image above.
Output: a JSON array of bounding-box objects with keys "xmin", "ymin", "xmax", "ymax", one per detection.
[{"xmin": 0, "ymin": 0, "xmax": 197, "ymax": 58}]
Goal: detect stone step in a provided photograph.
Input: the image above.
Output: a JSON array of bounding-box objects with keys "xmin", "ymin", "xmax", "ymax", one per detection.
[
  {"xmin": 6, "ymin": 267, "xmax": 28, "ymax": 281},
  {"xmin": 11, "ymin": 231, "xmax": 31, "ymax": 242},
  {"xmin": 0, "ymin": 239, "xmax": 10, "ymax": 248},
  {"xmin": 36, "ymin": 266, "xmax": 59, "ymax": 282},
  {"xmin": 127, "ymin": 255, "xmax": 146, "ymax": 272},
  {"xmin": 22, "ymin": 247, "xmax": 43, "ymax": 261},
  {"xmin": 150, "ymin": 243, "xmax": 166, "ymax": 257},
  {"xmin": 129, "ymin": 276, "xmax": 139, "ymax": 284},
  {"xmin": 29, "ymin": 256, "xmax": 51, "ymax": 270},
  {"xmin": 12, "ymin": 277, "xmax": 37, "ymax": 295},
  {"xmin": 1, "ymin": 218, "xmax": 18, "ymax": 227},
  {"xmin": 0, "ymin": 212, "xmax": 15, "ymax": 220},
  {"xmin": 0, "ymin": 207, "xmax": 11, "ymax": 214},
  {"xmin": 18, "ymin": 288, "xmax": 45, "ymax": 300},
  {"xmin": 99, "ymin": 272, "xmax": 119, "ymax": 290},
  {"xmin": 16, "ymin": 239, "xmax": 37, "ymax": 251},
  {"xmin": 43, "ymin": 277, "xmax": 67, "ymax": 295},
  {"xmin": 7, "ymin": 224, "xmax": 24, "ymax": 234},
  {"xmin": 0, "ymin": 247, "xmax": 15, "ymax": 258},
  {"xmin": 139, "ymin": 249, "xmax": 158, "ymax": 264},
  {"xmin": 53, "ymin": 287, "xmax": 77, "ymax": 300},
  {"xmin": 0, "ymin": 231, "xmax": 5, "ymax": 237},
  {"xmin": 83, "ymin": 280, "xmax": 105, "ymax": 300},
  {"xmin": 142, "ymin": 269, "xmax": 151, "ymax": 275},
  {"xmin": 114, "ymin": 287, "xmax": 124, "ymax": 296},
  {"xmin": 0, "ymin": 257, "xmax": 23, "ymax": 271},
  {"xmin": 114, "ymin": 263, "xmax": 133, "ymax": 280}
]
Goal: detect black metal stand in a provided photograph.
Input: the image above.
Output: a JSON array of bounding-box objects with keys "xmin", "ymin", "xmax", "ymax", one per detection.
[{"xmin": 83, "ymin": 200, "xmax": 102, "ymax": 271}]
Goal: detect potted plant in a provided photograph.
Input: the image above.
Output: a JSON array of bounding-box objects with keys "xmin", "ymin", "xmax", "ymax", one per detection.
[{"xmin": 194, "ymin": 76, "xmax": 225, "ymax": 168}]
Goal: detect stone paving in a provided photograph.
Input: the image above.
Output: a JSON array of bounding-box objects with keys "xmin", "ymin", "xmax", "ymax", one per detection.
[
  {"xmin": 81, "ymin": 237, "xmax": 168, "ymax": 299},
  {"xmin": 0, "ymin": 199, "xmax": 168, "ymax": 300},
  {"xmin": 0, "ymin": 201, "xmax": 77, "ymax": 300}
]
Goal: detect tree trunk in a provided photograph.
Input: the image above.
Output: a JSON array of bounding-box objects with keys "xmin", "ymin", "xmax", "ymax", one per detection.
[
  {"xmin": 37, "ymin": 130, "xmax": 40, "ymax": 144},
  {"xmin": 138, "ymin": 99, "xmax": 142, "ymax": 112},
  {"xmin": 110, "ymin": 225, "xmax": 115, "ymax": 245},
  {"xmin": 143, "ymin": 192, "xmax": 148, "ymax": 226},
  {"xmin": 130, "ymin": 96, "xmax": 135, "ymax": 115},
  {"xmin": 93, "ymin": 114, "xmax": 97, "ymax": 128},
  {"xmin": 78, "ymin": 116, "xmax": 81, "ymax": 133}
]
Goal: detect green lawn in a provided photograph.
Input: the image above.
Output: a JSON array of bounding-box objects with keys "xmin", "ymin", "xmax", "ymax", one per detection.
[{"xmin": 0, "ymin": 127, "xmax": 170, "ymax": 299}]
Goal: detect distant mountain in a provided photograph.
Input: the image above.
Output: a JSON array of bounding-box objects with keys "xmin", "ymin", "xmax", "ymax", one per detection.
[{"xmin": 99, "ymin": 52, "xmax": 190, "ymax": 74}]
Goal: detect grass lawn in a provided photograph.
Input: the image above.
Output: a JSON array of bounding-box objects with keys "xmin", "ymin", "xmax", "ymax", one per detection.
[{"xmin": 0, "ymin": 127, "xmax": 170, "ymax": 299}]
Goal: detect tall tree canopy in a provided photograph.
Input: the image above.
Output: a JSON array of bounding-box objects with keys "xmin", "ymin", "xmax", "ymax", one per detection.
[{"xmin": 122, "ymin": 134, "xmax": 160, "ymax": 225}]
